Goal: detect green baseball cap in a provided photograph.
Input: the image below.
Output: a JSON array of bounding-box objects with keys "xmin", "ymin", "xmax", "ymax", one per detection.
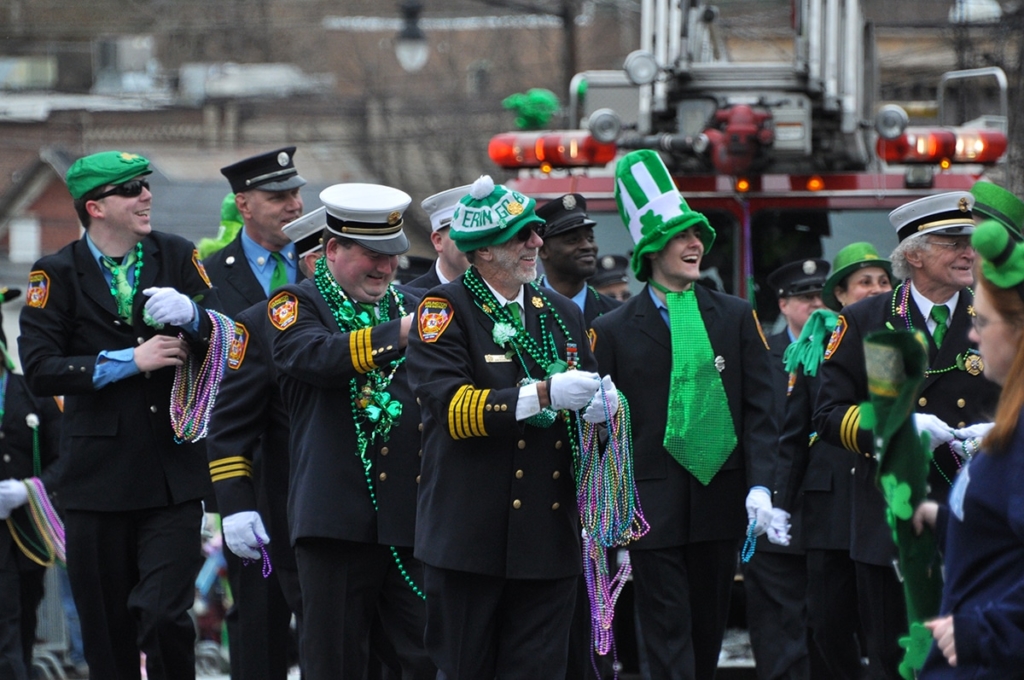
[
  {"xmin": 822, "ymin": 242, "xmax": 892, "ymax": 311},
  {"xmin": 970, "ymin": 181, "xmax": 1024, "ymax": 241},
  {"xmin": 972, "ymin": 218, "xmax": 1024, "ymax": 291},
  {"xmin": 65, "ymin": 151, "xmax": 152, "ymax": 200},
  {"xmin": 449, "ymin": 175, "xmax": 544, "ymax": 253}
]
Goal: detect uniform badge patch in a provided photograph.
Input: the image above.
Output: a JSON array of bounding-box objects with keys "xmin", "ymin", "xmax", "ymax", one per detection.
[
  {"xmin": 752, "ymin": 310, "xmax": 769, "ymax": 350},
  {"xmin": 824, "ymin": 315, "xmax": 848, "ymax": 360},
  {"xmin": 268, "ymin": 292, "xmax": 298, "ymax": 331},
  {"xmin": 192, "ymin": 250, "xmax": 212, "ymax": 287},
  {"xmin": 27, "ymin": 270, "xmax": 49, "ymax": 309},
  {"xmin": 418, "ymin": 297, "xmax": 454, "ymax": 343},
  {"xmin": 228, "ymin": 322, "xmax": 249, "ymax": 370}
]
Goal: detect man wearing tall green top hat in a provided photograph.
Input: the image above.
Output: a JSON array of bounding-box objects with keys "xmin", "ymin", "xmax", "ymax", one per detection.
[
  {"xmin": 590, "ymin": 150, "xmax": 779, "ymax": 679},
  {"xmin": 19, "ymin": 150, "xmax": 224, "ymax": 680},
  {"xmin": 970, "ymin": 180, "xmax": 1024, "ymax": 242},
  {"xmin": 406, "ymin": 175, "xmax": 612, "ymax": 678}
]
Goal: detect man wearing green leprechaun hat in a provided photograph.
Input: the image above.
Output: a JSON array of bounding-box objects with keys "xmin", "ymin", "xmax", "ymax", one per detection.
[
  {"xmin": 405, "ymin": 174, "xmax": 617, "ymax": 678},
  {"xmin": 589, "ymin": 149, "xmax": 780, "ymax": 680}
]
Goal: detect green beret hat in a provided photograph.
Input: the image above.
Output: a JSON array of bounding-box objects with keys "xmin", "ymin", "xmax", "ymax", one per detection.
[
  {"xmin": 822, "ymin": 242, "xmax": 893, "ymax": 311},
  {"xmin": 65, "ymin": 151, "xmax": 151, "ymax": 200},
  {"xmin": 613, "ymin": 150, "xmax": 715, "ymax": 282},
  {"xmin": 449, "ymin": 175, "xmax": 544, "ymax": 252},
  {"xmin": 970, "ymin": 181, "xmax": 1024, "ymax": 241},
  {"xmin": 972, "ymin": 218, "xmax": 1024, "ymax": 291}
]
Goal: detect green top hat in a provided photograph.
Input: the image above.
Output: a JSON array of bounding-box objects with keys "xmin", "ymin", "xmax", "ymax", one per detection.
[
  {"xmin": 971, "ymin": 181, "xmax": 1024, "ymax": 241},
  {"xmin": 613, "ymin": 150, "xmax": 715, "ymax": 282},
  {"xmin": 66, "ymin": 151, "xmax": 151, "ymax": 200},
  {"xmin": 449, "ymin": 175, "xmax": 544, "ymax": 253},
  {"xmin": 972, "ymin": 218, "xmax": 1024, "ymax": 292},
  {"xmin": 822, "ymin": 242, "xmax": 893, "ymax": 311}
]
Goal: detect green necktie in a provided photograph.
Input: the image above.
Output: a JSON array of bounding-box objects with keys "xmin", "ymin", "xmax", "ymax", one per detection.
[
  {"xmin": 269, "ymin": 251, "xmax": 288, "ymax": 293},
  {"xmin": 101, "ymin": 250, "xmax": 137, "ymax": 322},
  {"xmin": 662, "ymin": 287, "xmax": 737, "ymax": 485},
  {"xmin": 359, "ymin": 302, "xmax": 379, "ymax": 325},
  {"xmin": 930, "ymin": 305, "xmax": 949, "ymax": 348},
  {"xmin": 506, "ymin": 301, "xmax": 523, "ymax": 328}
]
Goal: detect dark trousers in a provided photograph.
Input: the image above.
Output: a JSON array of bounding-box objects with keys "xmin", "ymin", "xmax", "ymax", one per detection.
[
  {"xmin": 630, "ymin": 541, "xmax": 738, "ymax": 680},
  {"xmin": 224, "ymin": 549, "xmax": 296, "ymax": 680},
  {"xmin": 295, "ymin": 538, "xmax": 432, "ymax": 680},
  {"xmin": 423, "ymin": 565, "xmax": 577, "ymax": 680},
  {"xmin": 0, "ymin": 539, "xmax": 45, "ymax": 680},
  {"xmin": 566, "ymin": 571, "xmax": 616, "ymax": 679},
  {"xmin": 66, "ymin": 501, "xmax": 203, "ymax": 680},
  {"xmin": 855, "ymin": 561, "xmax": 907, "ymax": 680},
  {"xmin": 806, "ymin": 549, "xmax": 866, "ymax": 680},
  {"xmin": 743, "ymin": 549, "xmax": 810, "ymax": 680}
]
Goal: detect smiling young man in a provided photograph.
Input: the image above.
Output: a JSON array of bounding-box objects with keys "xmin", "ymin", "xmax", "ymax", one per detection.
[
  {"xmin": 814, "ymin": 192, "xmax": 1002, "ymax": 680},
  {"xmin": 589, "ymin": 150, "xmax": 778, "ymax": 680},
  {"xmin": 19, "ymin": 150, "xmax": 222, "ymax": 680}
]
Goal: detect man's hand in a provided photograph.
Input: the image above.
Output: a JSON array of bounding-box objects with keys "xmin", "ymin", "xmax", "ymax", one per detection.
[
  {"xmin": 133, "ymin": 335, "xmax": 189, "ymax": 372},
  {"xmin": 914, "ymin": 413, "xmax": 955, "ymax": 448},
  {"xmin": 0, "ymin": 479, "xmax": 28, "ymax": 520},
  {"xmin": 143, "ymin": 287, "xmax": 195, "ymax": 326},
  {"xmin": 925, "ymin": 616, "xmax": 957, "ymax": 667},
  {"xmin": 766, "ymin": 507, "xmax": 792, "ymax": 546},
  {"xmin": 583, "ymin": 375, "xmax": 619, "ymax": 423},
  {"xmin": 912, "ymin": 500, "xmax": 939, "ymax": 535},
  {"xmin": 745, "ymin": 487, "xmax": 773, "ymax": 536},
  {"xmin": 221, "ymin": 511, "xmax": 271, "ymax": 561},
  {"xmin": 548, "ymin": 371, "xmax": 601, "ymax": 411}
]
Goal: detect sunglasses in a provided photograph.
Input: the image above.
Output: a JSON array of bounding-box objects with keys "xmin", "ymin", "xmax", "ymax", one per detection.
[
  {"xmin": 92, "ymin": 179, "xmax": 150, "ymax": 200},
  {"xmin": 514, "ymin": 226, "xmax": 538, "ymax": 243}
]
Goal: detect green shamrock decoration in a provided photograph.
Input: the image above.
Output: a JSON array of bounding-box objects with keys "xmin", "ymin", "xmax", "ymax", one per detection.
[{"xmin": 897, "ymin": 622, "xmax": 933, "ymax": 680}]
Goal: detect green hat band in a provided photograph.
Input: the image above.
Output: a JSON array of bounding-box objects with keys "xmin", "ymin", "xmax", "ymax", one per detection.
[
  {"xmin": 66, "ymin": 151, "xmax": 151, "ymax": 200},
  {"xmin": 973, "ymin": 219, "xmax": 1024, "ymax": 292}
]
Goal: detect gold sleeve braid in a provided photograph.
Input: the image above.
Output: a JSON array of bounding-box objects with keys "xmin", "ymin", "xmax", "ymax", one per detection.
[
  {"xmin": 448, "ymin": 384, "xmax": 491, "ymax": 440},
  {"xmin": 349, "ymin": 328, "xmax": 376, "ymax": 374},
  {"xmin": 839, "ymin": 405, "xmax": 863, "ymax": 454},
  {"xmin": 209, "ymin": 456, "xmax": 253, "ymax": 483}
]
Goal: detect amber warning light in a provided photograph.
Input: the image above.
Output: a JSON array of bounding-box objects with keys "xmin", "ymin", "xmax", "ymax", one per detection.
[
  {"xmin": 488, "ymin": 132, "xmax": 617, "ymax": 170},
  {"xmin": 877, "ymin": 127, "xmax": 1007, "ymax": 165}
]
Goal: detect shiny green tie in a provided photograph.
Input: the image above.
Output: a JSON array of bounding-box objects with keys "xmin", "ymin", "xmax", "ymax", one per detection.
[
  {"xmin": 269, "ymin": 251, "xmax": 288, "ymax": 293},
  {"xmin": 101, "ymin": 250, "xmax": 137, "ymax": 322},
  {"xmin": 506, "ymin": 301, "xmax": 523, "ymax": 328},
  {"xmin": 662, "ymin": 287, "xmax": 737, "ymax": 485},
  {"xmin": 930, "ymin": 305, "xmax": 949, "ymax": 348},
  {"xmin": 359, "ymin": 302, "xmax": 379, "ymax": 325}
]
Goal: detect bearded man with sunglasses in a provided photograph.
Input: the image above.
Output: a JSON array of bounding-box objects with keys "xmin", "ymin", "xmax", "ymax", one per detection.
[{"xmin": 19, "ymin": 151, "xmax": 223, "ymax": 680}]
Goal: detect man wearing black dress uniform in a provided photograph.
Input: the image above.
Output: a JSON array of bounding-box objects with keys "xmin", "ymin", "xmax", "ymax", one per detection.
[
  {"xmin": 206, "ymin": 207, "xmax": 329, "ymax": 678},
  {"xmin": 814, "ymin": 192, "xmax": 1001, "ymax": 680},
  {"xmin": 590, "ymin": 255, "xmax": 631, "ymax": 303},
  {"xmin": 19, "ymin": 150, "xmax": 222, "ymax": 679},
  {"xmin": 406, "ymin": 175, "xmax": 611, "ymax": 679},
  {"xmin": 536, "ymin": 193, "xmax": 621, "ymax": 326},
  {"xmin": 406, "ymin": 184, "xmax": 471, "ymax": 291},
  {"xmin": 589, "ymin": 150, "xmax": 778, "ymax": 680},
  {"xmin": 204, "ymin": 147, "xmax": 306, "ymax": 680},
  {"xmin": 270, "ymin": 183, "xmax": 433, "ymax": 679}
]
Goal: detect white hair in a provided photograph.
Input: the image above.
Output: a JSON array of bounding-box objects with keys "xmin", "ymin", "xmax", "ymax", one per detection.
[{"xmin": 890, "ymin": 236, "xmax": 929, "ymax": 281}]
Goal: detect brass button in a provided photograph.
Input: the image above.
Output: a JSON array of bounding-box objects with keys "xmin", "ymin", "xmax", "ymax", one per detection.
[
  {"xmin": 957, "ymin": 421, "xmax": 966, "ymax": 429},
  {"xmin": 379, "ymin": 472, "xmax": 387, "ymax": 481},
  {"xmin": 418, "ymin": 423, "xmax": 423, "ymax": 431},
  {"xmin": 416, "ymin": 397, "xmax": 421, "ymax": 405},
  {"xmin": 517, "ymin": 440, "xmax": 526, "ymax": 450},
  {"xmin": 416, "ymin": 475, "xmax": 421, "ymax": 484},
  {"xmin": 512, "ymin": 499, "xmax": 522, "ymax": 509},
  {"xmin": 551, "ymin": 502, "xmax": 560, "ymax": 510},
  {"xmin": 957, "ymin": 398, "xmax": 966, "ymax": 408},
  {"xmin": 138, "ymin": 337, "xmax": 145, "ymax": 345},
  {"xmin": 918, "ymin": 397, "xmax": 927, "ymax": 407},
  {"xmin": 850, "ymin": 468, "xmax": 855, "ymax": 475},
  {"xmin": 80, "ymin": 367, "xmax": 87, "ymax": 372},
  {"xmin": 380, "ymin": 447, "xmax": 389, "ymax": 456},
  {"xmin": 864, "ymin": 453, "xmax": 871, "ymax": 458},
  {"xmin": 114, "ymin": 320, "xmax": 121, "ymax": 326},
  {"xmin": 552, "ymin": 471, "xmax": 560, "ymax": 479},
  {"xmin": 371, "ymin": 349, "xmax": 378, "ymax": 356},
  {"xmin": 418, "ymin": 449, "xmax": 423, "ymax": 457},
  {"xmin": 387, "ymin": 345, "xmax": 394, "ymax": 351},
  {"xmin": 2, "ymin": 454, "xmax": 9, "ymax": 463},
  {"xmin": 68, "ymin": 365, "xmax": 74, "ymax": 371},
  {"xmin": 500, "ymin": 404, "xmax": 508, "ymax": 412},
  {"xmin": 554, "ymin": 441, "xmax": 563, "ymax": 450},
  {"xmin": 150, "ymin": 405, "xmax": 158, "ymax": 413},
  {"xmin": 515, "ymin": 469, "xmax": 524, "ymax": 479},
  {"xmin": 486, "ymin": 404, "xmax": 493, "ymax": 411}
]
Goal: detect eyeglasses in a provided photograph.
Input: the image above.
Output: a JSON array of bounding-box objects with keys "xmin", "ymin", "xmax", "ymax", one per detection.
[
  {"xmin": 514, "ymin": 226, "xmax": 537, "ymax": 243},
  {"xmin": 92, "ymin": 179, "xmax": 150, "ymax": 200},
  {"xmin": 925, "ymin": 239, "xmax": 973, "ymax": 254},
  {"xmin": 971, "ymin": 314, "xmax": 1006, "ymax": 331}
]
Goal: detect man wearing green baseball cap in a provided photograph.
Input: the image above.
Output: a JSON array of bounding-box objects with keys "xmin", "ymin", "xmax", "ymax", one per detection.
[
  {"xmin": 590, "ymin": 149, "xmax": 779, "ymax": 680},
  {"xmin": 19, "ymin": 150, "xmax": 224, "ymax": 680},
  {"xmin": 405, "ymin": 175, "xmax": 613, "ymax": 678}
]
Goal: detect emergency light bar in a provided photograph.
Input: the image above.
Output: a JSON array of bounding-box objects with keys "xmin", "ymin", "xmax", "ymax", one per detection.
[
  {"xmin": 876, "ymin": 127, "xmax": 1006, "ymax": 165},
  {"xmin": 488, "ymin": 132, "xmax": 617, "ymax": 171}
]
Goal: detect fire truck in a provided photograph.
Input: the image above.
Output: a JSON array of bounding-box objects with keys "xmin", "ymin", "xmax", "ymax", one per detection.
[{"xmin": 488, "ymin": 0, "xmax": 1008, "ymax": 327}]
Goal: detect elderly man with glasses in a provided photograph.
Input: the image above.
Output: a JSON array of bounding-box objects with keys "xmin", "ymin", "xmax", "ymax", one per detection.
[{"xmin": 814, "ymin": 191, "xmax": 1002, "ymax": 680}]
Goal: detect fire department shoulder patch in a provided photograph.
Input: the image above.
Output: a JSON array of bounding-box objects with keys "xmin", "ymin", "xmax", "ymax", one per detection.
[
  {"xmin": 824, "ymin": 315, "xmax": 848, "ymax": 361},
  {"xmin": 228, "ymin": 322, "xmax": 249, "ymax": 370},
  {"xmin": 418, "ymin": 297, "xmax": 453, "ymax": 343},
  {"xmin": 192, "ymin": 250, "xmax": 212, "ymax": 287},
  {"xmin": 752, "ymin": 310, "xmax": 769, "ymax": 350},
  {"xmin": 268, "ymin": 292, "xmax": 298, "ymax": 331},
  {"xmin": 27, "ymin": 271, "xmax": 49, "ymax": 309}
]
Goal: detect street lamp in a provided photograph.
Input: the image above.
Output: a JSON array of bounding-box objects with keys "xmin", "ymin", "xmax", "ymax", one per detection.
[{"xmin": 395, "ymin": 0, "xmax": 429, "ymax": 73}]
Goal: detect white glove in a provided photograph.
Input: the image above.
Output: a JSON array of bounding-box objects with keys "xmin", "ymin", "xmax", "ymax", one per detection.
[
  {"xmin": 766, "ymin": 508, "xmax": 792, "ymax": 546},
  {"xmin": 0, "ymin": 480, "xmax": 28, "ymax": 520},
  {"xmin": 913, "ymin": 413, "xmax": 955, "ymax": 448},
  {"xmin": 952, "ymin": 422, "xmax": 994, "ymax": 441},
  {"xmin": 143, "ymin": 287, "xmax": 196, "ymax": 326},
  {"xmin": 548, "ymin": 371, "xmax": 601, "ymax": 411},
  {"xmin": 221, "ymin": 511, "xmax": 270, "ymax": 561},
  {"xmin": 745, "ymin": 487, "xmax": 773, "ymax": 537},
  {"xmin": 583, "ymin": 375, "xmax": 619, "ymax": 424}
]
